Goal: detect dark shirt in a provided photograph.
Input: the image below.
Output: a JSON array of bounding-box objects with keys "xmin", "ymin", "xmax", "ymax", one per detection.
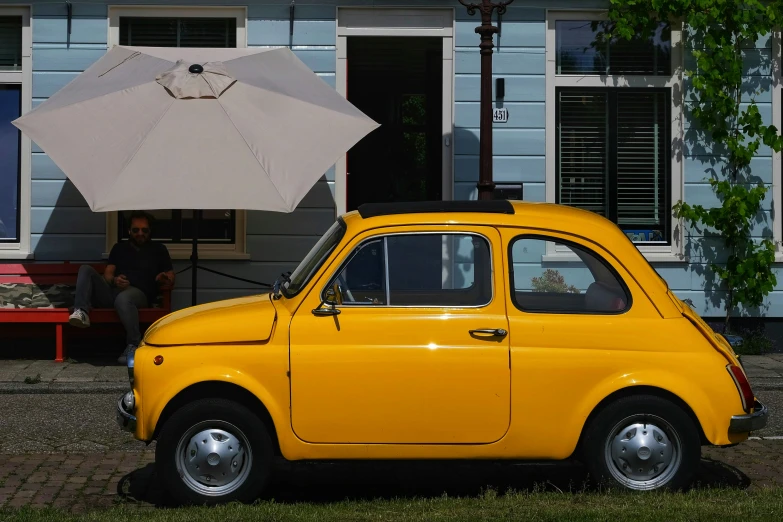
[{"xmin": 107, "ymin": 241, "xmax": 173, "ymax": 304}]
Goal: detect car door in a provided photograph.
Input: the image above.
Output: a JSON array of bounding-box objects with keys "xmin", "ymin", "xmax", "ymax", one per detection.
[{"xmin": 289, "ymin": 225, "xmax": 511, "ymax": 444}]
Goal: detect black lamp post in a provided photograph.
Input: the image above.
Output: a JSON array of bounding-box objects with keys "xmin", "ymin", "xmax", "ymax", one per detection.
[{"xmin": 458, "ymin": 0, "xmax": 515, "ymax": 201}]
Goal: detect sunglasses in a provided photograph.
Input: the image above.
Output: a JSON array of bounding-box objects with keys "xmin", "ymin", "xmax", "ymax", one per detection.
[{"xmin": 131, "ymin": 227, "xmax": 150, "ymax": 234}]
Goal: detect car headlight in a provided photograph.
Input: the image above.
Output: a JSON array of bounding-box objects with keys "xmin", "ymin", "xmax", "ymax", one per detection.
[{"xmin": 122, "ymin": 390, "xmax": 135, "ymax": 412}]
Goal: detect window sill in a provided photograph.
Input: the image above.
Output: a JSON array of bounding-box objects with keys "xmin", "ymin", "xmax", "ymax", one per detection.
[{"xmin": 0, "ymin": 250, "xmax": 33, "ymax": 260}]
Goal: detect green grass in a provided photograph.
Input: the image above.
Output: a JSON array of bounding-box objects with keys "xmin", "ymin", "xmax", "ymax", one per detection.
[{"xmin": 4, "ymin": 487, "xmax": 783, "ymax": 522}]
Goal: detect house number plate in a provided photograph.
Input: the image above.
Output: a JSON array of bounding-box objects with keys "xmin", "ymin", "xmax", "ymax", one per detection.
[{"xmin": 493, "ymin": 107, "xmax": 509, "ymax": 123}]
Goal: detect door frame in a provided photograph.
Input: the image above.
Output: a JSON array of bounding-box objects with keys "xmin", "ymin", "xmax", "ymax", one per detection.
[{"xmin": 336, "ymin": 7, "xmax": 455, "ymax": 215}]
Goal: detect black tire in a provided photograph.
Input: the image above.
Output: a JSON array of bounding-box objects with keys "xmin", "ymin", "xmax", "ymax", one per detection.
[
  {"xmin": 155, "ymin": 398, "xmax": 274, "ymax": 505},
  {"xmin": 581, "ymin": 395, "xmax": 701, "ymax": 491}
]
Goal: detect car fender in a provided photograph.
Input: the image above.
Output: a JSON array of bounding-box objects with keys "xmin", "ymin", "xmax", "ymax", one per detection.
[
  {"xmin": 140, "ymin": 365, "xmax": 287, "ymax": 442},
  {"xmin": 567, "ymin": 368, "xmax": 738, "ymax": 450}
]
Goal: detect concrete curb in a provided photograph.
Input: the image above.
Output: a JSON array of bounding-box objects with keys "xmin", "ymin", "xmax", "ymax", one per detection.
[{"xmin": 0, "ymin": 381, "xmax": 129, "ymax": 394}]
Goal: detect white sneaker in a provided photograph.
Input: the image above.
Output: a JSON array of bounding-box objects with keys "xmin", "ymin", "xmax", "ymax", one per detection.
[{"xmin": 68, "ymin": 308, "xmax": 90, "ymax": 328}]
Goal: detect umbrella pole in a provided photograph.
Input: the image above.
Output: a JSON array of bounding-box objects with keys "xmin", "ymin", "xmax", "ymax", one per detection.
[{"xmin": 191, "ymin": 210, "xmax": 200, "ymax": 307}]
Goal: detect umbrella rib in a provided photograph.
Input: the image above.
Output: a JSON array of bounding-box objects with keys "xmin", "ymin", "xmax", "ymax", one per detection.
[
  {"xmin": 98, "ymin": 51, "xmax": 143, "ymax": 77},
  {"xmin": 96, "ymin": 98, "xmax": 177, "ymax": 211},
  {"xmin": 215, "ymin": 99, "xmax": 288, "ymax": 209}
]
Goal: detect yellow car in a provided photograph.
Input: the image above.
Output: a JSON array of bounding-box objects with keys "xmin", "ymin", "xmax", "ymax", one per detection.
[{"xmin": 116, "ymin": 200, "xmax": 768, "ymax": 505}]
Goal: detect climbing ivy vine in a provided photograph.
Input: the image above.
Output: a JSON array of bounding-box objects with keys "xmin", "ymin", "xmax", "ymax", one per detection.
[{"xmin": 601, "ymin": 0, "xmax": 783, "ymax": 327}]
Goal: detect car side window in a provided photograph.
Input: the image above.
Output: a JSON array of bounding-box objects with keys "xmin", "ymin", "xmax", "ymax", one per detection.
[
  {"xmin": 327, "ymin": 233, "xmax": 493, "ymax": 307},
  {"xmin": 509, "ymin": 236, "xmax": 630, "ymax": 314}
]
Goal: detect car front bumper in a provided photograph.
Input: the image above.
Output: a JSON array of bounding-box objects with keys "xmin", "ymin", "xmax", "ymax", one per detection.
[
  {"xmin": 729, "ymin": 399, "xmax": 768, "ymax": 433},
  {"xmin": 116, "ymin": 394, "xmax": 137, "ymax": 433}
]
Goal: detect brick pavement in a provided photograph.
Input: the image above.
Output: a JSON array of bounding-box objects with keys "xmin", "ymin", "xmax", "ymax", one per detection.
[
  {"xmin": 0, "ymin": 451, "xmax": 156, "ymax": 512},
  {"xmin": 0, "ymin": 441, "xmax": 781, "ymax": 513}
]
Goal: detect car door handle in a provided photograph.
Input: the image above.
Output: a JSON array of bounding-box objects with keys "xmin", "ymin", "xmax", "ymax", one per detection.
[{"xmin": 469, "ymin": 328, "xmax": 507, "ymax": 337}]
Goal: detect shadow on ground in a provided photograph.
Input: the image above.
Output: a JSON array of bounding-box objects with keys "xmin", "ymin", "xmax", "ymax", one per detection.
[
  {"xmin": 0, "ymin": 333, "xmax": 127, "ymax": 365},
  {"xmin": 116, "ymin": 457, "xmax": 752, "ymax": 508}
]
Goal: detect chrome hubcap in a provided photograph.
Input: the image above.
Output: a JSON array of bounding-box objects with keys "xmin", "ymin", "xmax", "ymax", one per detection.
[
  {"xmin": 605, "ymin": 415, "xmax": 681, "ymax": 490},
  {"xmin": 175, "ymin": 421, "xmax": 252, "ymax": 496}
]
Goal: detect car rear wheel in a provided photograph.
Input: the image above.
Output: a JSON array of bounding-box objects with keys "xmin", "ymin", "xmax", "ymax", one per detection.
[
  {"xmin": 582, "ymin": 395, "xmax": 700, "ymax": 491},
  {"xmin": 155, "ymin": 398, "xmax": 273, "ymax": 505}
]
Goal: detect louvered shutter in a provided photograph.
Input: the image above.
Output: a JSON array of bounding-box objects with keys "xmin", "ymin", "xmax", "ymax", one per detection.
[
  {"xmin": 616, "ymin": 91, "xmax": 668, "ymax": 229},
  {"xmin": 119, "ymin": 17, "xmax": 236, "ymax": 48},
  {"xmin": 557, "ymin": 91, "xmax": 608, "ymax": 217},
  {"xmin": 556, "ymin": 88, "xmax": 670, "ymax": 243},
  {"xmin": 179, "ymin": 18, "xmax": 236, "ymax": 47},
  {"xmin": 0, "ymin": 16, "xmax": 22, "ymax": 71}
]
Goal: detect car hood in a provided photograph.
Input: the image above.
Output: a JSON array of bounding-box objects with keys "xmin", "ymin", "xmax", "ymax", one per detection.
[{"xmin": 143, "ymin": 293, "xmax": 277, "ymax": 346}]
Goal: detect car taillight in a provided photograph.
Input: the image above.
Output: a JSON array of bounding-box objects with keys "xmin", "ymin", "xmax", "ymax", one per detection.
[{"xmin": 726, "ymin": 364, "xmax": 755, "ymax": 413}]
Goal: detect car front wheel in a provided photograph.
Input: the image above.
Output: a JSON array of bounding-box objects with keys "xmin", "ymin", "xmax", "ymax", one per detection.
[
  {"xmin": 155, "ymin": 398, "xmax": 273, "ymax": 505},
  {"xmin": 582, "ymin": 395, "xmax": 701, "ymax": 491}
]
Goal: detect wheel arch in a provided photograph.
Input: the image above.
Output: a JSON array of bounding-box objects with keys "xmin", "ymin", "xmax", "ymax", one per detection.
[
  {"xmin": 151, "ymin": 381, "xmax": 282, "ymax": 456},
  {"xmin": 571, "ymin": 385, "xmax": 710, "ymax": 459}
]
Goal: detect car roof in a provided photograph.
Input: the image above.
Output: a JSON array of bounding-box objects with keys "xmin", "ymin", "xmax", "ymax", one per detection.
[
  {"xmin": 344, "ymin": 200, "xmax": 619, "ymax": 235},
  {"xmin": 356, "ymin": 200, "xmax": 516, "ymax": 218}
]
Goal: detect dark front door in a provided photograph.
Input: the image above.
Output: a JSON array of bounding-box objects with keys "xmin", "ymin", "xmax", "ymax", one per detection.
[{"xmin": 346, "ymin": 37, "xmax": 443, "ymax": 211}]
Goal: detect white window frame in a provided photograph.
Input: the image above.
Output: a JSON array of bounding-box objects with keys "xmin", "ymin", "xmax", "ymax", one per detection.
[
  {"xmin": 545, "ymin": 10, "xmax": 685, "ymax": 262},
  {"xmin": 0, "ymin": 6, "xmax": 31, "ymax": 259},
  {"xmin": 771, "ymin": 32, "xmax": 783, "ymax": 261},
  {"xmin": 105, "ymin": 5, "xmax": 249, "ymax": 260}
]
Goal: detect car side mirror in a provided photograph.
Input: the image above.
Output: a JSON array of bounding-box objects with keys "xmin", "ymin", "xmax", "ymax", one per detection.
[{"xmin": 313, "ymin": 288, "xmax": 341, "ymax": 316}]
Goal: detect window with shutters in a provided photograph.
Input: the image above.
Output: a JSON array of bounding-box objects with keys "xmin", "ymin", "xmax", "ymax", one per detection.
[
  {"xmin": 107, "ymin": 7, "xmax": 249, "ymax": 260},
  {"xmin": 546, "ymin": 11, "xmax": 684, "ymax": 261},
  {"xmin": 119, "ymin": 17, "xmax": 237, "ymax": 48},
  {"xmin": 557, "ymin": 88, "xmax": 670, "ymax": 243},
  {"xmin": 0, "ymin": 8, "xmax": 30, "ymax": 257}
]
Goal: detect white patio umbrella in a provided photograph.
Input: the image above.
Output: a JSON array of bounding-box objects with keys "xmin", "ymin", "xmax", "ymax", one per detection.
[{"xmin": 12, "ymin": 45, "xmax": 379, "ymax": 305}]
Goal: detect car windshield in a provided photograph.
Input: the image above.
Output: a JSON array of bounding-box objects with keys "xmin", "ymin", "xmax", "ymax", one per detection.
[{"xmin": 281, "ymin": 218, "xmax": 347, "ymax": 298}]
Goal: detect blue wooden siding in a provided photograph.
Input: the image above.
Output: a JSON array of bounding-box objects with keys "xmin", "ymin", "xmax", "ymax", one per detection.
[
  {"xmin": 454, "ymin": 4, "xmax": 546, "ymax": 202},
  {"xmin": 19, "ymin": 0, "xmax": 783, "ymax": 318},
  {"xmin": 29, "ymin": 2, "xmax": 109, "ymax": 263}
]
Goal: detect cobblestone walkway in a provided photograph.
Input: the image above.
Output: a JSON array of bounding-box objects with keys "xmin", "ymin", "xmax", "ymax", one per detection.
[
  {"xmin": 0, "ymin": 441, "xmax": 781, "ymax": 512},
  {"xmin": 0, "ymin": 451, "xmax": 154, "ymax": 513}
]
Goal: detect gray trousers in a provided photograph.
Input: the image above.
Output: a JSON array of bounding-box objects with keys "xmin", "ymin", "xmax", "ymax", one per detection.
[{"xmin": 73, "ymin": 265, "xmax": 149, "ymax": 346}]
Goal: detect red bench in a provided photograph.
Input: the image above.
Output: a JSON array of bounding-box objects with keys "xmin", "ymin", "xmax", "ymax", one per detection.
[{"xmin": 0, "ymin": 262, "xmax": 172, "ymax": 362}]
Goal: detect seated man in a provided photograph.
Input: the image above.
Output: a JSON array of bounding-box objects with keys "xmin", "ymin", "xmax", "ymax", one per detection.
[{"xmin": 68, "ymin": 211, "xmax": 175, "ymax": 364}]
